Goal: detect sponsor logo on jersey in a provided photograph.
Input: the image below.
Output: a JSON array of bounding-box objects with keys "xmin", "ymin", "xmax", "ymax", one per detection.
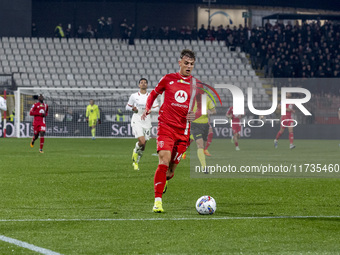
[{"xmin": 174, "ymin": 90, "xmax": 188, "ymax": 103}]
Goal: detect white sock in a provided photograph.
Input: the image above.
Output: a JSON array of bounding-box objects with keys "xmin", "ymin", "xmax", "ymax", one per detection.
[
  {"xmin": 135, "ymin": 142, "xmax": 141, "ymax": 152},
  {"xmin": 135, "ymin": 142, "xmax": 144, "ymax": 162},
  {"xmin": 155, "ymin": 197, "xmax": 162, "ymax": 202}
]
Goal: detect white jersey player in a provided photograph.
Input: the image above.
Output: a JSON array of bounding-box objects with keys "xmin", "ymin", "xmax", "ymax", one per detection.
[
  {"xmin": 126, "ymin": 78, "xmax": 159, "ymax": 170},
  {"xmin": 0, "ymin": 95, "xmax": 7, "ymax": 123}
]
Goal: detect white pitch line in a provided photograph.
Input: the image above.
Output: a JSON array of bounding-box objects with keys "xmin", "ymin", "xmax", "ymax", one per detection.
[
  {"xmin": 0, "ymin": 235, "xmax": 62, "ymax": 255},
  {"xmin": 0, "ymin": 215, "xmax": 339, "ymax": 222}
]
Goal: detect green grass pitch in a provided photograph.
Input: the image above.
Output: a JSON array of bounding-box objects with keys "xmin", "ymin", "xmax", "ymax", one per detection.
[{"xmin": 0, "ymin": 138, "xmax": 339, "ymax": 254}]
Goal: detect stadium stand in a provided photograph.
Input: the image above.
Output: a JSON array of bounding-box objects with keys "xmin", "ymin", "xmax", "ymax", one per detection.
[{"xmin": 244, "ymin": 21, "xmax": 340, "ymax": 80}]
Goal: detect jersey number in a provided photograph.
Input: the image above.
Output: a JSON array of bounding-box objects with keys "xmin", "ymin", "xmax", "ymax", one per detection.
[{"xmin": 173, "ymin": 152, "xmax": 183, "ymax": 162}]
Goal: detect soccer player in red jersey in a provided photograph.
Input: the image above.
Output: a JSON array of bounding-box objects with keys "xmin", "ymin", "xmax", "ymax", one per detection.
[
  {"xmin": 226, "ymin": 106, "xmax": 242, "ymax": 151},
  {"xmin": 142, "ymin": 49, "xmax": 198, "ymax": 213},
  {"xmin": 30, "ymin": 94, "xmax": 48, "ymax": 153},
  {"xmin": 274, "ymin": 93, "xmax": 296, "ymax": 149}
]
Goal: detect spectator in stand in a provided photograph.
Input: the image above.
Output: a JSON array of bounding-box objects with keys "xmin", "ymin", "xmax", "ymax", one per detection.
[
  {"xmin": 283, "ymin": 60, "xmax": 293, "ymax": 77},
  {"xmin": 76, "ymin": 26, "xmax": 84, "ymax": 38},
  {"xmin": 65, "ymin": 25, "xmax": 72, "ymax": 39},
  {"xmin": 185, "ymin": 26, "xmax": 192, "ymax": 40},
  {"xmin": 128, "ymin": 24, "xmax": 136, "ymax": 45},
  {"xmin": 32, "ymin": 23, "xmax": 38, "ymax": 37},
  {"xmin": 150, "ymin": 26, "xmax": 157, "ymax": 39},
  {"xmin": 120, "ymin": 18, "xmax": 129, "ymax": 41},
  {"xmin": 191, "ymin": 26, "xmax": 198, "ymax": 40},
  {"xmin": 306, "ymin": 65, "xmax": 312, "ymax": 77},
  {"xmin": 97, "ymin": 16, "xmax": 105, "ymax": 38},
  {"xmin": 105, "ymin": 17, "xmax": 113, "ymax": 38},
  {"xmin": 157, "ymin": 27, "xmax": 166, "ymax": 39},
  {"xmin": 301, "ymin": 54, "xmax": 309, "ymax": 67},
  {"xmin": 54, "ymin": 23, "xmax": 65, "ymax": 38},
  {"xmin": 226, "ymin": 33, "xmax": 234, "ymax": 47},
  {"xmin": 169, "ymin": 27, "xmax": 178, "ymax": 40},
  {"xmin": 179, "ymin": 26, "xmax": 186, "ymax": 40},
  {"xmin": 205, "ymin": 26, "xmax": 214, "ymax": 41},
  {"xmin": 140, "ymin": 26, "xmax": 151, "ymax": 39},
  {"xmin": 315, "ymin": 66, "xmax": 325, "ymax": 77},
  {"xmin": 310, "ymin": 55, "xmax": 317, "ymax": 72},
  {"xmin": 249, "ymin": 42, "xmax": 258, "ymax": 69},
  {"xmin": 216, "ymin": 25, "xmax": 225, "ymax": 41},
  {"xmin": 258, "ymin": 44, "xmax": 267, "ymax": 70},
  {"xmin": 198, "ymin": 24, "xmax": 207, "ymax": 40},
  {"xmin": 85, "ymin": 24, "xmax": 95, "ymax": 38},
  {"xmin": 265, "ymin": 54, "xmax": 276, "ymax": 78},
  {"xmin": 273, "ymin": 62, "xmax": 283, "ymax": 78}
]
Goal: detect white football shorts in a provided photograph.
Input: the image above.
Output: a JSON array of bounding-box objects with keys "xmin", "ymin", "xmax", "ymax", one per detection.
[{"xmin": 132, "ymin": 124, "xmax": 151, "ymax": 140}]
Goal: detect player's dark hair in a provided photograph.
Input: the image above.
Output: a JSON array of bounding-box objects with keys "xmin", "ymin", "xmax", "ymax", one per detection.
[
  {"xmin": 33, "ymin": 95, "xmax": 39, "ymax": 100},
  {"xmin": 180, "ymin": 49, "xmax": 196, "ymax": 61},
  {"xmin": 139, "ymin": 78, "xmax": 148, "ymax": 84}
]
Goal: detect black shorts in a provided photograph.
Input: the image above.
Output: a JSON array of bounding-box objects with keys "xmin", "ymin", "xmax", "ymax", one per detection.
[{"xmin": 191, "ymin": 122, "xmax": 209, "ymax": 141}]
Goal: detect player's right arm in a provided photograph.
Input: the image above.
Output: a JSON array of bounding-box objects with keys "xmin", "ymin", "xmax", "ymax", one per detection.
[
  {"xmin": 29, "ymin": 103, "xmax": 37, "ymax": 116},
  {"xmin": 45, "ymin": 104, "xmax": 49, "ymax": 117},
  {"xmin": 126, "ymin": 94, "xmax": 138, "ymax": 113}
]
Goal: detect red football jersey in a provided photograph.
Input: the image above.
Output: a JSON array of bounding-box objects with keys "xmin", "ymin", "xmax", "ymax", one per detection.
[
  {"xmin": 281, "ymin": 103, "xmax": 293, "ymax": 119},
  {"xmin": 30, "ymin": 102, "xmax": 48, "ymax": 126},
  {"xmin": 227, "ymin": 106, "xmax": 242, "ymax": 124},
  {"xmin": 146, "ymin": 72, "xmax": 200, "ymax": 134}
]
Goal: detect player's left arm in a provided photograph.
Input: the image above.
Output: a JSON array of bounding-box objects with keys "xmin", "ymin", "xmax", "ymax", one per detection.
[
  {"xmin": 86, "ymin": 105, "xmax": 89, "ymax": 118},
  {"xmin": 96, "ymin": 105, "xmax": 101, "ymax": 124},
  {"xmin": 45, "ymin": 104, "xmax": 49, "ymax": 117},
  {"xmin": 150, "ymin": 100, "xmax": 160, "ymax": 113},
  {"xmin": 338, "ymin": 108, "xmax": 340, "ymax": 120}
]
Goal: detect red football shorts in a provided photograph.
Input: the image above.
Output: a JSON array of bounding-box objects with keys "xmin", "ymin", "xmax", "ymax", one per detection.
[
  {"xmin": 280, "ymin": 117, "xmax": 295, "ymax": 128},
  {"xmin": 232, "ymin": 124, "xmax": 241, "ymax": 135},
  {"xmin": 157, "ymin": 122, "xmax": 189, "ymax": 164},
  {"xmin": 33, "ymin": 124, "xmax": 46, "ymax": 134}
]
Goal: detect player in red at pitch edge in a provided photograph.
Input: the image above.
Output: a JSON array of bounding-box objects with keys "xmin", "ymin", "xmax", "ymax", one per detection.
[
  {"xmin": 274, "ymin": 92, "xmax": 296, "ymax": 149},
  {"xmin": 142, "ymin": 49, "xmax": 199, "ymax": 213},
  {"xmin": 30, "ymin": 94, "xmax": 49, "ymax": 153},
  {"xmin": 226, "ymin": 106, "xmax": 243, "ymax": 151}
]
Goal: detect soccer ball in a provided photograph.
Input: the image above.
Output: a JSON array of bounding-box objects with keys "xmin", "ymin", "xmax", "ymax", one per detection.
[{"xmin": 195, "ymin": 195, "xmax": 216, "ymax": 215}]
